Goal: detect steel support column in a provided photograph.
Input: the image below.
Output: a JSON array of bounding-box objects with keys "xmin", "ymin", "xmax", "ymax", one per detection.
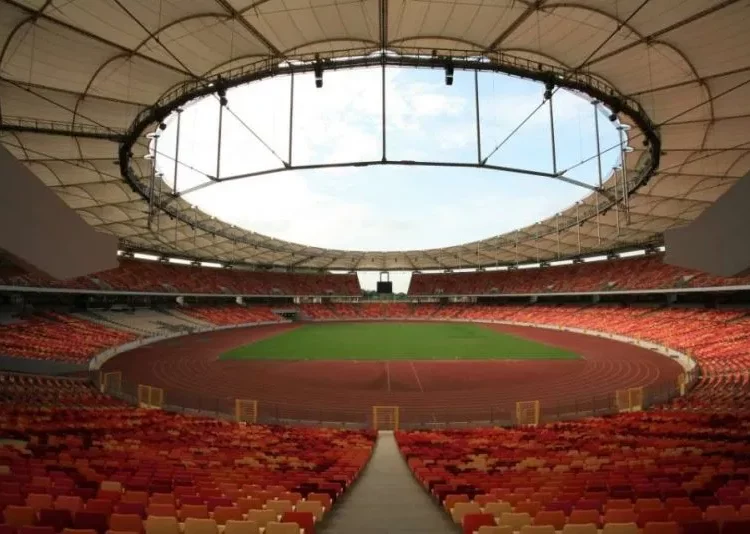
[
  {"xmin": 618, "ymin": 125, "xmax": 631, "ymax": 224},
  {"xmin": 549, "ymin": 94, "xmax": 557, "ymax": 175},
  {"xmin": 474, "ymin": 69, "xmax": 482, "ymax": 164},
  {"xmin": 593, "ymin": 100, "xmax": 603, "ymax": 244},
  {"xmin": 147, "ymin": 135, "xmax": 159, "ymax": 231},
  {"xmin": 381, "ymin": 58, "xmax": 387, "ymax": 161},
  {"xmin": 216, "ymin": 99, "xmax": 225, "ymax": 180},
  {"xmin": 576, "ymin": 202, "xmax": 581, "ymax": 254},
  {"xmin": 172, "ymin": 108, "xmax": 182, "ymax": 193},
  {"xmin": 288, "ymin": 72, "xmax": 294, "ymax": 165}
]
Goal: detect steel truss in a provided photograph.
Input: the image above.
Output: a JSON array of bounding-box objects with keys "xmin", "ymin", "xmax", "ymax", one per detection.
[{"xmin": 118, "ymin": 48, "xmax": 661, "ymax": 270}]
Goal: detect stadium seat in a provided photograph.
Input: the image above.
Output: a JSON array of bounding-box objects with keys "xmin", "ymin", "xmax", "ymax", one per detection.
[
  {"xmin": 72, "ymin": 512, "xmax": 108, "ymax": 534},
  {"xmin": 144, "ymin": 517, "xmax": 179, "ymax": 534},
  {"xmin": 109, "ymin": 516, "xmax": 142, "ymax": 534},
  {"xmin": 183, "ymin": 519, "xmax": 218, "ymax": 534},
  {"xmin": 18, "ymin": 527, "xmax": 54, "ymax": 534},
  {"xmin": 461, "ymin": 513, "xmax": 495, "ymax": 534},
  {"xmin": 3, "ymin": 507, "xmax": 36, "ymax": 529},
  {"xmin": 681, "ymin": 520, "xmax": 721, "ymax": 534},
  {"xmin": 533, "ymin": 510, "xmax": 565, "ymax": 530},
  {"xmin": 561, "ymin": 526, "xmax": 597, "ymax": 534},
  {"xmin": 484, "ymin": 502, "xmax": 513, "ymax": 517},
  {"xmin": 222, "ymin": 521, "xmax": 260, "ymax": 534},
  {"xmin": 294, "ymin": 500, "xmax": 324, "ymax": 520},
  {"xmin": 245, "ymin": 511, "xmax": 276, "ymax": 528},
  {"xmin": 279, "ymin": 512, "xmax": 315, "ymax": 534},
  {"xmin": 265, "ymin": 501, "xmax": 293, "ymax": 515},
  {"xmin": 147, "ymin": 504, "xmax": 176, "ymax": 518},
  {"xmin": 263, "ymin": 523, "xmax": 299, "ymax": 534},
  {"xmin": 452, "ymin": 502, "xmax": 482, "ymax": 523},
  {"xmin": 642, "ymin": 522, "xmax": 679, "ymax": 534},
  {"xmin": 722, "ymin": 519, "xmax": 750, "ymax": 534},
  {"xmin": 498, "ymin": 512, "xmax": 531, "ymax": 530}
]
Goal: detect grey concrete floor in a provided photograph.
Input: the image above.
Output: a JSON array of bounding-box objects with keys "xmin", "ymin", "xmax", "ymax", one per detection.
[{"xmin": 319, "ymin": 431, "xmax": 459, "ymax": 534}]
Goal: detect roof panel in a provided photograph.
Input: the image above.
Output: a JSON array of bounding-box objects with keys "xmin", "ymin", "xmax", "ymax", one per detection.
[{"xmin": 1, "ymin": 0, "xmax": 748, "ymax": 270}]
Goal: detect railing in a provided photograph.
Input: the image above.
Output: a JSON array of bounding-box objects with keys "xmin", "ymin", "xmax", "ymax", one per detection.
[
  {"xmin": 90, "ymin": 317, "xmax": 700, "ymax": 429},
  {"xmin": 95, "ymin": 371, "xmax": 695, "ymax": 430},
  {"xmin": 0, "ymin": 116, "xmax": 126, "ymax": 138}
]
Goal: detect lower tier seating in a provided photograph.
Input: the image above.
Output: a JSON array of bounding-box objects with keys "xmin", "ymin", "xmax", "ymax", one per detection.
[
  {"xmin": 0, "ymin": 394, "xmax": 374, "ymax": 534},
  {"xmin": 398, "ymin": 411, "xmax": 750, "ymax": 534},
  {"xmin": 179, "ymin": 306, "xmax": 283, "ymax": 326},
  {"xmin": 0, "ymin": 374, "xmax": 122, "ymax": 409},
  {"xmin": 0, "ymin": 313, "xmax": 137, "ymax": 364},
  {"xmin": 431, "ymin": 304, "xmax": 750, "ymax": 413}
]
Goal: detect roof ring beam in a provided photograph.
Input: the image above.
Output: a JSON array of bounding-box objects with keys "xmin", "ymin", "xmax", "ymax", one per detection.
[{"xmin": 118, "ymin": 49, "xmax": 660, "ymax": 268}]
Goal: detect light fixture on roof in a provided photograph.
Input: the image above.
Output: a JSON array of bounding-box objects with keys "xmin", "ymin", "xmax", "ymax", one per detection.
[
  {"xmin": 217, "ymin": 87, "xmax": 228, "ymax": 107},
  {"xmin": 444, "ymin": 59, "xmax": 454, "ymax": 86},
  {"xmin": 314, "ymin": 54, "xmax": 323, "ymax": 88},
  {"xmin": 543, "ymin": 80, "xmax": 554, "ymax": 100}
]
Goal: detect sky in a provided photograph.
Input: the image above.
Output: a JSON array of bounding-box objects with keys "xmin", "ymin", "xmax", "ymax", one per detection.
[{"xmin": 155, "ymin": 66, "xmax": 621, "ymax": 292}]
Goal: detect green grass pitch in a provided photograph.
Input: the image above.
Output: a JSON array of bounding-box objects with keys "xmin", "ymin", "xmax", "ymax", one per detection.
[{"xmin": 220, "ymin": 322, "xmax": 579, "ymax": 361}]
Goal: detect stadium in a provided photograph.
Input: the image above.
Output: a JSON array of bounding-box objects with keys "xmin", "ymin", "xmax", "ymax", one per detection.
[{"xmin": 1, "ymin": 1, "xmax": 750, "ymax": 533}]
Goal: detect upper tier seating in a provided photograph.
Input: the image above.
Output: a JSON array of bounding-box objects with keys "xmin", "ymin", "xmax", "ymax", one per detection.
[
  {"xmin": 179, "ymin": 306, "xmax": 283, "ymax": 326},
  {"xmin": 0, "ymin": 391, "xmax": 373, "ymax": 534},
  {"xmin": 0, "ymin": 260, "xmax": 361, "ymax": 296},
  {"xmin": 408, "ymin": 255, "xmax": 750, "ymax": 295},
  {"xmin": 0, "ymin": 313, "xmax": 137, "ymax": 364},
  {"xmin": 397, "ymin": 411, "xmax": 750, "ymax": 534}
]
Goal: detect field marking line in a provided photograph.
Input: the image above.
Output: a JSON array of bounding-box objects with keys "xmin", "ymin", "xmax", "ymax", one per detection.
[
  {"xmin": 386, "ymin": 361, "xmax": 391, "ymax": 393},
  {"xmin": 409, "ymin": 361, "xmax": 424, "ymax": 392}
]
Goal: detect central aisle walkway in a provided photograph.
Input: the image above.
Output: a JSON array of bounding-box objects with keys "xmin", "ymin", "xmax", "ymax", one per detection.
[{"xmin": 320, "ymin": 431, "xmax": 458, "ymax": 534}]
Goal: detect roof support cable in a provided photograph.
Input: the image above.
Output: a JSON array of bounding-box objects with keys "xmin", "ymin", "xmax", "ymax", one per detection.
[{"xmin": 592, "ymin": 99, "xmax": 603, "ymax": 244}]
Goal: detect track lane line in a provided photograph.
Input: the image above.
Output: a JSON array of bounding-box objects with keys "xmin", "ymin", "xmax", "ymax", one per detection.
[{"xmin": 410, "ymin": 361, "xmax": 424, "ymax": 392}]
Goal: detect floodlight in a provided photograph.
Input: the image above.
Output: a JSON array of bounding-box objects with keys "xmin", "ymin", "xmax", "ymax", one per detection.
[
  {"xmin": 314, "ymin": 56, "xmax": 323, "ymax": 88},
  {"xmin": 444, "ymin": 61, "xmax": 454, "ymax": 86}
]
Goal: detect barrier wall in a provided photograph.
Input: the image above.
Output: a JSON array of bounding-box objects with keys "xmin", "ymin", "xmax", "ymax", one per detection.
[{"xmin": 0, "ymin": 144, "xmax": 118, "ymax": 280}]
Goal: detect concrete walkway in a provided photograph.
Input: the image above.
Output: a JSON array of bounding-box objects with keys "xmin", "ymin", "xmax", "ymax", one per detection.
[{"xmin": 320, "ymin": 431, "xmax": 458, "ymax": 534}]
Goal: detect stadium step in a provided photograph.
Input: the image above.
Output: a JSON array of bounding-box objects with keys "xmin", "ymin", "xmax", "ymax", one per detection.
[{"xmin": 319, "ymin": 431, "xmax": 457, "ymax": 534}]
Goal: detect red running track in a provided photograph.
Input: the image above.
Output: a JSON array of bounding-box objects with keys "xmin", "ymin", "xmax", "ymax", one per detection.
[{"xmin": 104, "ymin": 322, "xmax": 684, "ymax": 426}]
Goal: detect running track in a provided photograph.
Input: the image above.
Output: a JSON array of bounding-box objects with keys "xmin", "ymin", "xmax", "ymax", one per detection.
[{"xmin": 104, "ymin": 322, "xmax": 684, "ymax": 425}]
